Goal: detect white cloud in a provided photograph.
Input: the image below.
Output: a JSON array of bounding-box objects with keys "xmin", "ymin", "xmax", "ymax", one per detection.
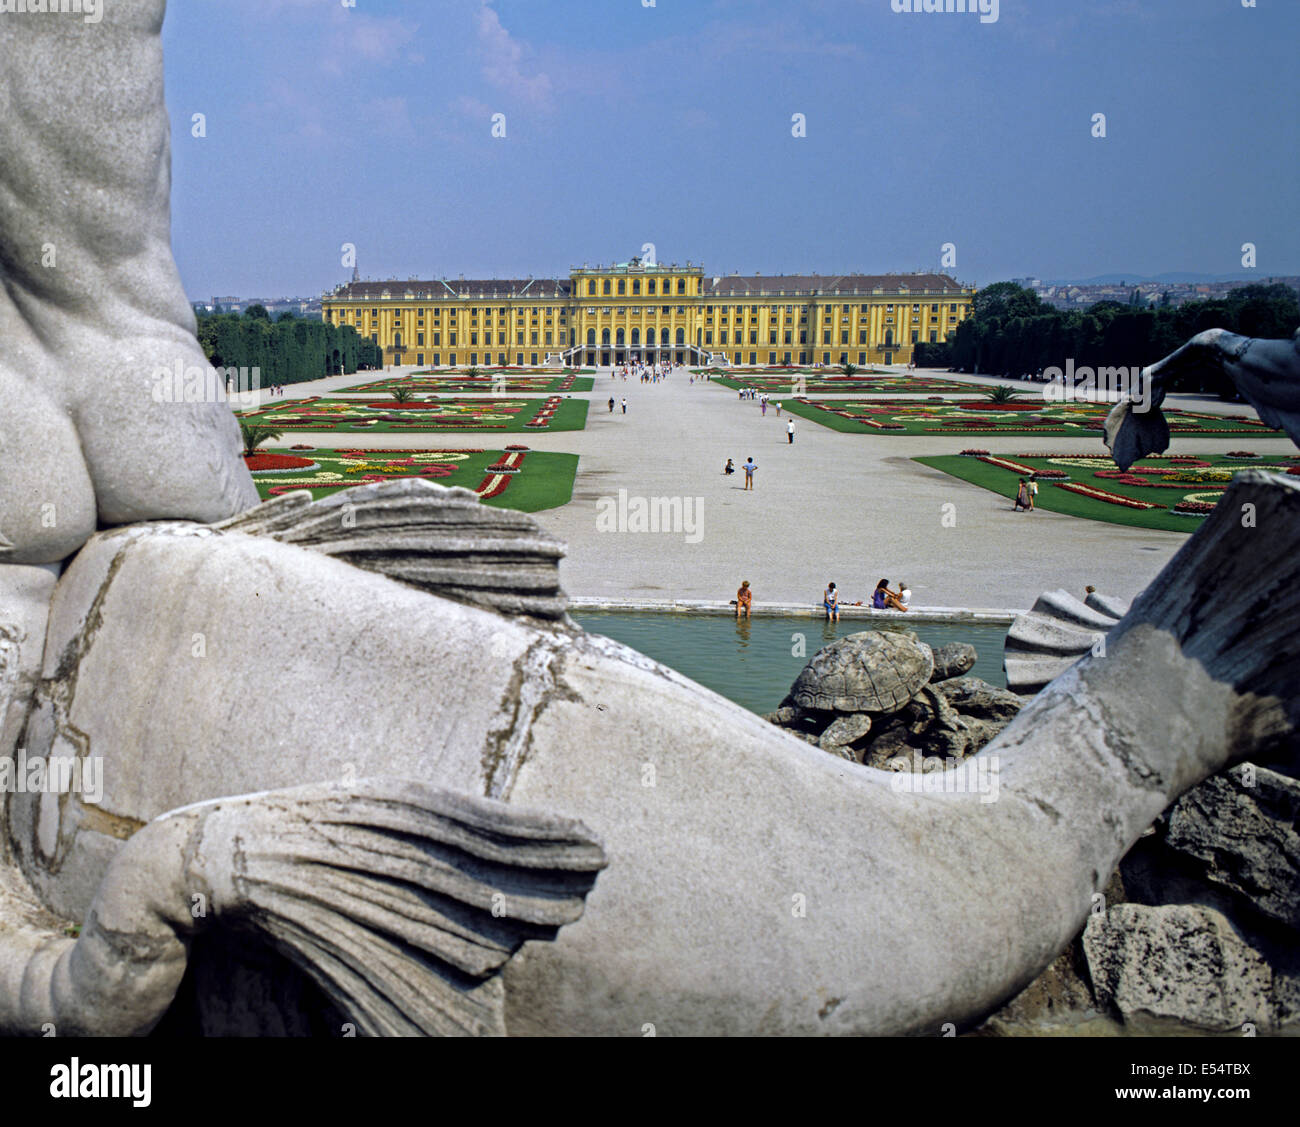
[{"xmin": 476, "ymin": 2, "xmax": 554, "ymax": 109}]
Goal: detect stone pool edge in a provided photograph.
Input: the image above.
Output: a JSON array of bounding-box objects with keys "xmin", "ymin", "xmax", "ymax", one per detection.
[{"xmin": 568, "ymin": 597, "xmax": 1017, "ymax": 627}]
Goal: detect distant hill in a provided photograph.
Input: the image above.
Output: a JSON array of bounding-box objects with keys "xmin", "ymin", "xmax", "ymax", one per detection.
[{"xmin": 1043, "ymin": 272, "xmax": 1297, "ymax": 286}]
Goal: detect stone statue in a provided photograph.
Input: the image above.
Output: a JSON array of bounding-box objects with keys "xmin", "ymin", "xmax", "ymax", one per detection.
[
  {"xmin": 1105, "ymin": 327, "xmax": 1300, "ymax": 470},
  {"xmin": 1, "ymin": 1, "xmax": 1297, "ymax": 1036}
]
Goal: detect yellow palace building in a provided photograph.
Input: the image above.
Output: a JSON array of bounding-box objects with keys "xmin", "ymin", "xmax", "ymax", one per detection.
[{"xmin": 321, "ymin": 258, "xmax": 974, "ymax": 369}]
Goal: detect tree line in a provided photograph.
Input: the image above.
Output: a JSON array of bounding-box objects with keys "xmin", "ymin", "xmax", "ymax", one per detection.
[
  {"xmin": 195, "ymin": 305, "xmax": 383, "ymax": 387},
  {"xmin": 913, "ymin": 282, "xmax": 1300, "ymax": 397}
]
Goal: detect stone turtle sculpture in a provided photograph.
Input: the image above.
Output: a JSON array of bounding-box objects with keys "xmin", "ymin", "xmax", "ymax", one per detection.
[
  {"xmin": 768, "ymin": 631, "xmax": 935, "ymax": 757},
  {"xmin": 769, "ymin": 632, "xmax": 1020, "ymax": 765}
]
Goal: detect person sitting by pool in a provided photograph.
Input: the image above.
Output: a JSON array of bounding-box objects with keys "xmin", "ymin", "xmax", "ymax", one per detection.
[
  {"xmin": 736, "ymin": 580, "xmax": 753, "ymax": 619},
  {"xmin": 724, "ymin": 458, "xmax": 735, "ymax": 475},
  {"xmin": 872, "ymin": 579, "xmax": 909, "ymax": 612},
  {"xmin": 823, "ymin": 582, "xmax": 840, "ymax": 622}
]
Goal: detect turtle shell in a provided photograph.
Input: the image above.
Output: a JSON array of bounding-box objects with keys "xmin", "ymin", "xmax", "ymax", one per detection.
[{"xmin": 790, "ymin": 631, "xmax": 934, "ymax": 713}]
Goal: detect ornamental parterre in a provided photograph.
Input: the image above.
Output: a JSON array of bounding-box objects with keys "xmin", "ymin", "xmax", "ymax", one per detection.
[
  {"xmin": 236, "ymin": 395, "xmax": 576, "ymax": 432},
  {"xmin": 792, "ymin": 399, "xmax": 1282, "ymax": 436},
  {"xmin": 243, "ymin": 448, "xmax": 533, "ymax": 501}
]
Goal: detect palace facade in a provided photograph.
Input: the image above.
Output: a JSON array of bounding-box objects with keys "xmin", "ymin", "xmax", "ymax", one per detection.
[{"xmin": 321, "ymin": 260, "xmax": 974, "ymax": 368}]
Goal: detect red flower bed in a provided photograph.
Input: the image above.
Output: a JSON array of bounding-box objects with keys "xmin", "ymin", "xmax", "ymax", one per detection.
[
  {"xmin": 1171, "ymin": 500, "xmax": 1217, "ymax": 515},
  {"xmin": 959, "ymin": 448, "xmax": 989, "ymax": 455},
  {"xmin": 367, "ymin": 402, "xmax": 428, "ymax": 409},
  {"xmin": 243, "ymin": 453, "xmax": 315, "ymax": 471},
  {"xmin": 1226, "ymin": 451, "xmax": 1257, "ymax": 458}
]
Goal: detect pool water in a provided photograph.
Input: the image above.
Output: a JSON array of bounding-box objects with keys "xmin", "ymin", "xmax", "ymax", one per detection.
[{"xmin": 570, "ymin": 612, "xmax": 1009, "ymax": 716}]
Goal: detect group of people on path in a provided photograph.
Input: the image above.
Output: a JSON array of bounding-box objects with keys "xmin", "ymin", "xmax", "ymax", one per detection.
[
  {"xmin": 610, "ymin": 360, "xmax": 676, "ymax": 384},
  {"xmin": 607, "ymin": 396, "xmax": 627, "ymax": 414},
  {"xmin": 733, "ymin": 578, "xmax": 912, "ymax": 620},
  {"xmin": 1013, "ymin": 474, "xmax": 1040, "ymax": 512}
]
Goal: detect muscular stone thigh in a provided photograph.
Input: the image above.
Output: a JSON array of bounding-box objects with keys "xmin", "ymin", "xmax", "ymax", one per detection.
[{"xmin": 0, "ymin": 367, "xmax": 97, "ymax": 565}]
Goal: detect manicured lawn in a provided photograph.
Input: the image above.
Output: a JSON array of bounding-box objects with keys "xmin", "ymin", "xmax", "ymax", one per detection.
[
  {"xmin": 237, "ymin": 395, "xmax": 589, "ymax": 433},
  {"xmin": 246, "ymin": 448, "xmax": 579, "ymax": 512},
  {"xmin": 348, "ymin": 373, "xmax": 594, "ymax": 393},
  {"xmin": 915, "ymin": 452, "xmax": 1300, "ymax": 531},
  {"xmin": 707, "ymin": 373, "xmax": 974, "ymax": 395},
  {"xmin": 783, "ymin": 397, "xmax": 1282, "ymax": 437}
]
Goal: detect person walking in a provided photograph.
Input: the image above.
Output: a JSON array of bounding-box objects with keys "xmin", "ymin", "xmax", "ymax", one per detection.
[
  {"xmin": 787, "ymin": 419, "xmax": 795, "ymax": 444},
  {"xmin": 775, "ymin": 401, "xmax": 782, "ymax": 418},
  {"xmin": 1014, "ymin": 478, "xmax": 1030, "ymax": 512},
  {"xmin": 1027, "ymin": 473, "xmax": 1039, "ymax": 511},
  {"xmin": 743, "ymin": 456, "xmax": 756, "ymax": 491},
  {"xmin": 621, "ymin": 397, "xmax": 628, "ymax": 414},
  {"xmin": 608, "ymin": 396, "xmax": 615, "ymax": 413}
]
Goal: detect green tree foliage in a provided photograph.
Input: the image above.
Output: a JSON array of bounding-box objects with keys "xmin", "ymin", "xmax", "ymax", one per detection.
[
  {"xmin": 950, "ymin": 282, "xmax": 1300, "ymax": 398},
  {"xmin": 195, "ymin": 311, "xmax": 381, "ymax": 386}
]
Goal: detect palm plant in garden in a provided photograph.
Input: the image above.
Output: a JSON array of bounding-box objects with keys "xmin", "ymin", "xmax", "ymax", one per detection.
[
  {"xmin": 985, "ymin": 385, "xmax": 1020, "ymax": 404},
  {"xmin": 465, "ymin": 365, "xmax": 481, "ymax": 379},
  {"xmin": 842, "ymin": 362, "xmax": 858, "ymax": 377},
  {"xmin": 390, "ymin": 386, "xmax": 414, "ymax": 404},
  {"xmin": 240, "ymin": 422, "xmax": 283, "ymax": 456}
]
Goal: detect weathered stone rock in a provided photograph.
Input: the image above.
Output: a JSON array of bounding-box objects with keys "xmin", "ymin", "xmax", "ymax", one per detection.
[
  {"xmin": 1164, "ymin": 764, "xmax": 1300, "ymax": 931},
  {"xmin": 929, "ymin": 642, "xmax": 977, "ymax": 682},
  {"xmin": 1083, "ymin": 903, "xmax": 1283, "ymax": 1032},
  {"xmin": 819, "ymin": 713, "xmax": 872, "ymax": 753},
  {"xmin": 933, "ymin": 677, "xmax": 1025, "ymax": 725}
]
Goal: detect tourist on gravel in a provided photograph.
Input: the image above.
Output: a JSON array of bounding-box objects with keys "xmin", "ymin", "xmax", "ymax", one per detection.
[
  {"xmin": 621, "ymin": 397, "xmax": 627, "ymax": 414},
  {"xmin": 823, "ymin": 582, "xmax": 841, "ymax": 622},
  {"xmin": 787, "ymin": 420, "xmax": 795, "ymax": 444},
  {"xmin": 608, "ymin": 397, "xmax": 615, "ymax": 413},
  {"xmin": 743, "ymin": 457, "xmax": 756, "ymax": 490},
  {"xmin": 1027, "ymin": 474, "xmax": 1039, "ymax": 510},
  {"xmin": 724, "ymin": 458, "xmax": 735, "ymax": 476},
  {"xmin": 1014, "ymin": 479, "xmax": 1031, "ymax": 512},
  {"xmin": 736, "ymin": 580, "xmax": 753, "ymax": 620}
]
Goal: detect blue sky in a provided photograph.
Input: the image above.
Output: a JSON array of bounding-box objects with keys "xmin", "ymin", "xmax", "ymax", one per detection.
[{"xmin": 162, "ymin": 0, "xmax": 1300, "ymax": 298}]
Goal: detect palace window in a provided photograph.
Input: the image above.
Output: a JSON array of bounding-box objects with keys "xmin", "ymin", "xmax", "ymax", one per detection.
[
  {"xmin": 499, "ymin": 333, "xmax": 506, "ymax": 345},
  {"xmin": 662, "ymin": 306, "xmax": 670, "ymax": 314},
  {"xmin": 449, "ymin": 332, "xmax": 457, "ymax": 345},
  {"xmin": 470, "ymin": 333, "xmax": 478, "ymax": 345},
  {"xmin": 648, "ymin": 280, "xmax": 656, "ymax": 294},
  {"xmin": 517, "ymin": 332, "xmax": 524, "ymax": 345},
  {"xmin": 532, "ymin": 332, "xmax": 539, "ymax": 345},
  {"xmin": 588, "ymin": 281, "xmax": 596, "ymax": 295},
  {"xmin": 632, "ymin": 281, "xmax": 641, "ymax": 294},
  {"xmin": 929, "ymin": 331, "xmax": 938, "ymax": 343},
  {"xmin": 617, "ymin": 280, "xmax": 625, "ymax": 295},
  {"xmin": 749, "ymin": 331, "xmax": 757, "ymax": 344},
  {"xmin": 784, "ymin": 331, "xmax": 792, "ymax": 345},
  {"xmin": 858, "ymin": 331, "xmax": 866, "ymax": 345},
  {"xmin": 545, "ymin": 332, "xmax": 552, "ymax": 345},
  {"xmin": 719, "ymin": 331, "xmax": 728, "ymax": 344},
  {"xmin": 603, "ymin": 280, "xmax": 611, "ymax": 295},
  {"xmin": 706, "ymin": 331, "xmax": 713, "ymax": 344},
  {"xmin": 799, "ymin": 330, "xmax": 807, "ymax": 344},
  {"xmin": 677, "ymin": 280, "xmax": 686, "ymax": 294},
  {"xmin": 822, "ymin": 331, "xmax": 831, "ymax": 344},
  {"xmin": 911, "ymin": 331, "xmax": 919, "ymax": 343},
  {"xmin": 840, "ymin": 331, "xmax": 848, "ymax": 345},
  {"xmin": 769, "ymin": 331, "xmax": 777, "ymax": 344},
  {"xmin": 417, "ymin": 333, "xmax": 424, "ymax": 346}
]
